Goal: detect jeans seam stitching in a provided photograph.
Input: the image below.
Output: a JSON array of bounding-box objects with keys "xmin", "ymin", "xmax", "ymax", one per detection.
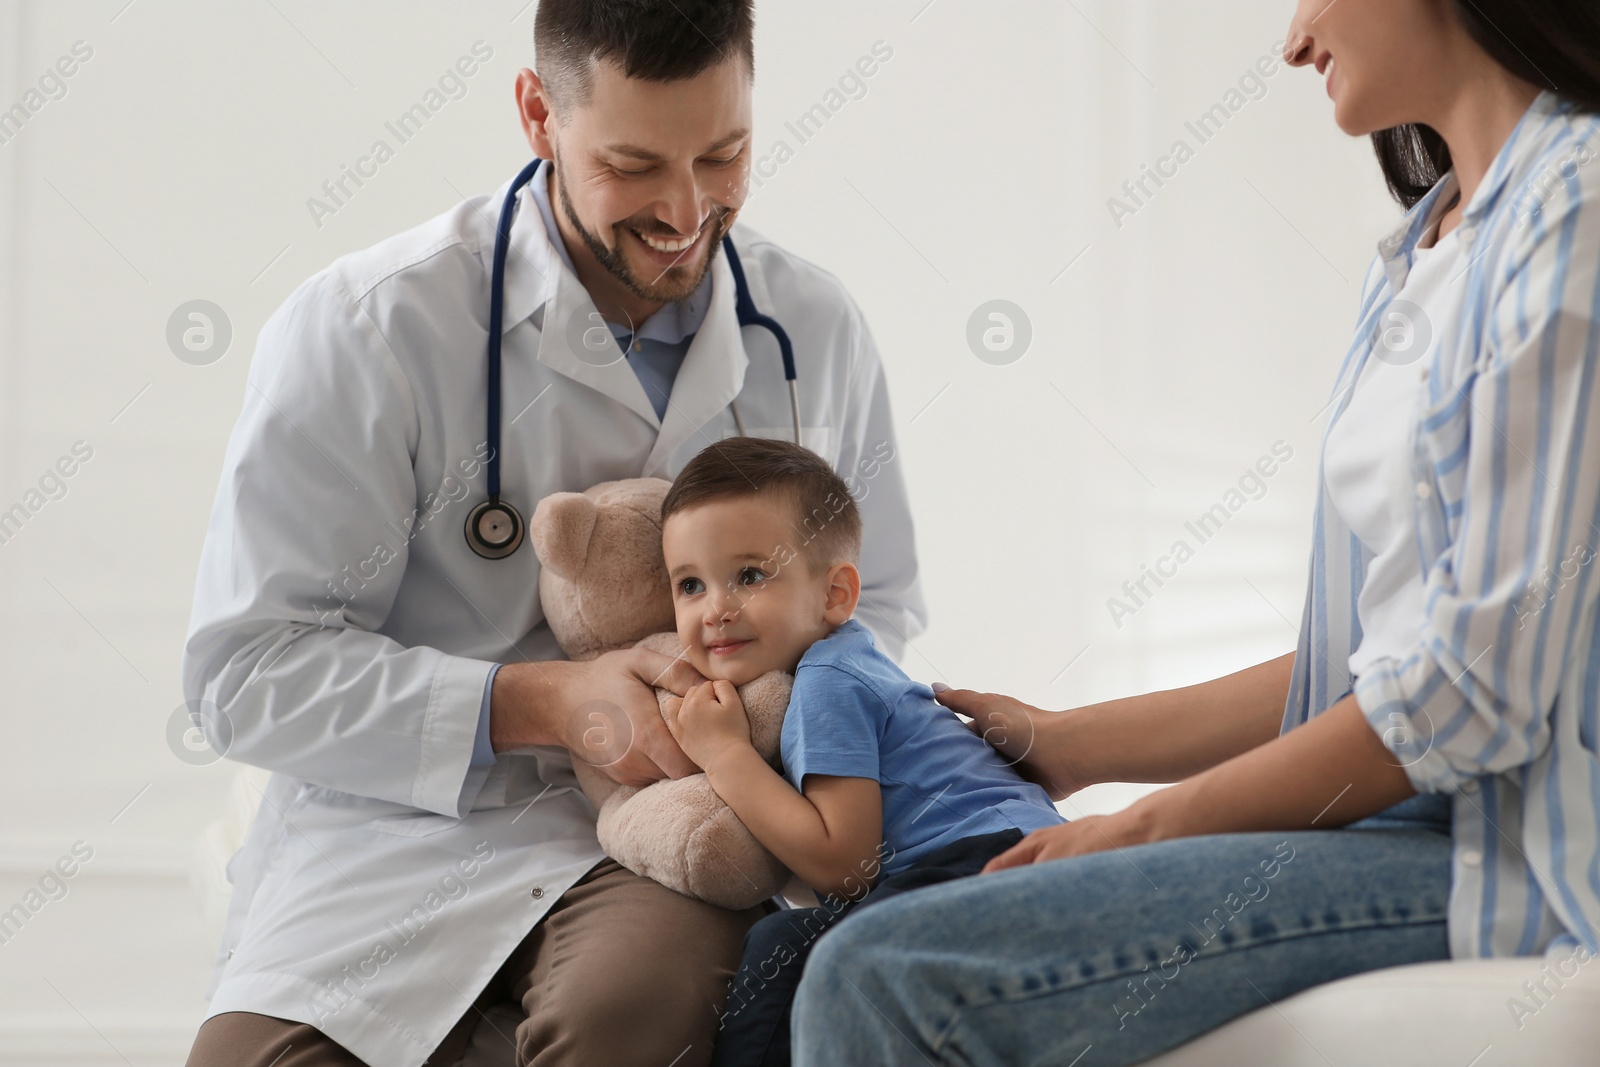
[{"xmin": 933, "ymin": 905, "xmax": 1450, "ymax": 1018}]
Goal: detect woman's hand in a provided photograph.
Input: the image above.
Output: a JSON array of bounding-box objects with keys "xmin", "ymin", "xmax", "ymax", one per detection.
[
  {"xmin": 932, "ymin": 685, "xmax": 1089, "ymax": 801},
  {"xmin": 980, "ymin": 694, "xmax": 1419, "ymax": 874},
  {"xmin": 981, "ymin": 800, "xmax": 1164, "ymax": 873},
  {"xmin": 662, "ymin": 678, "xmax": 754, "ymax": 772}
]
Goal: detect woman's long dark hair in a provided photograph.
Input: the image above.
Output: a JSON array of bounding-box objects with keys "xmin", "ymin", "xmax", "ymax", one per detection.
[{"xmin": 1374, "ymin": 2, "xmax": 1600, "ymax": 208}]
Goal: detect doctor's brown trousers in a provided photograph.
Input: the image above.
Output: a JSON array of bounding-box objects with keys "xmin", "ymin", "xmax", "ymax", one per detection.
[{"xmin": 183, "ymin": 857, "xmax": 772, "ymax": 1067}]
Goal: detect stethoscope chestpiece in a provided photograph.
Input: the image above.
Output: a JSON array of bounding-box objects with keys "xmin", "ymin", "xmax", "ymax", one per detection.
[{"xmin": 464, "ymin": 498, "xmax": 525, "ymax": 560}]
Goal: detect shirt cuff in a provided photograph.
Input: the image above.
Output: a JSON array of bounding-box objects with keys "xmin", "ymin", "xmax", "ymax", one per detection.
[{"xmin": 471, "ymin": 663, "xmax": 501, "ymax": 768}]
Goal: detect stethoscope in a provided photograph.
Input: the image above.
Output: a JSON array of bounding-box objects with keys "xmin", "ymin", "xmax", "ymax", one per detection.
[{"xmin": 465, "ymin": 156, "xmax": 802, "ymax": 560}]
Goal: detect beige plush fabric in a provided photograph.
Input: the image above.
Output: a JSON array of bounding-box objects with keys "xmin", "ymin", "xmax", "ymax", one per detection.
[{"xmin": 528, "ymin": 478, "xmax": 793, "ymax": 910}]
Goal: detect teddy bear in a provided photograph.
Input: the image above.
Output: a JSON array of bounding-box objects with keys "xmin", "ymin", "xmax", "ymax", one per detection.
[{"xmin": 527, "ymin": 476, "xmax": 793, "ymax": 911}]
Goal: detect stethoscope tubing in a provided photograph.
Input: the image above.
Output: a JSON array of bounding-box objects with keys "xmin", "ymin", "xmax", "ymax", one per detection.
[{"xmin": 467, "ymin": 157, "xmax": 800, "ymax": 560}]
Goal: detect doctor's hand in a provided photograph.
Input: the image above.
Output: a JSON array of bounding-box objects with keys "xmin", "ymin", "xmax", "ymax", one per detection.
[
  {"xmin": 931, "ymin": 684, "xmax": 1087, "ymax": 801},
  {"xmin": 492, "ymin": 647, "xmax": 705, "ymax": 787},
  {"xmin": 661, "ymin": 679, "xmax": 752, "ymax": 773}
]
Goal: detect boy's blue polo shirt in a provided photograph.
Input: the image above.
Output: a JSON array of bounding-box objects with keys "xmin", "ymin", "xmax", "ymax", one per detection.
[{"xmin": 780, "ymin": 619, "xmax": 1065, "ymax": 879}]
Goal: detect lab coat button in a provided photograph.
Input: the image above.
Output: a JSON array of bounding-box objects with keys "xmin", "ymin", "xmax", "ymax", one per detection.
[
  {"xmin": 530, "ymin": 886, "xmax": 545, "ymax": 899},
  {"xmin": 1458, "ymin": 226, "xmax": 1476, "ymax": 245},
  {"xmin": 1461, "ymin": 778, "xmax": 1479, "ymax": 794},
  {"xmin": 1415, "ymin": 481, "xmax": 1433, "ymax": 500},
  {"xmin": 227, "ymin": 949, "xmax": 234, "ymax": 958},
  {"xmin": 1460, "ymin": 849, "xmax": 1483, "ymax": 867},
  {"xmin": 1419, "ymin": 366, "xmax": 1430, "ymax": 380}
]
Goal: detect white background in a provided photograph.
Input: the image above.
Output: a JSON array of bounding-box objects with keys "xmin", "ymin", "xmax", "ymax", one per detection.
[{"xmin": 0, "ymin": 1, "xmax": 1400, "ymax": 1061}]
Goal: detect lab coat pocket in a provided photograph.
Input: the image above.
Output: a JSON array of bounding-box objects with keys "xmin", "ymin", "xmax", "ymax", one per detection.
[
  {"xmin": 523, "ymin": 747, "xmax": 580, "ymax": 795},
  {"xmin": 369, "ymin": 811, "xmax": 461, "ymax": 837}
]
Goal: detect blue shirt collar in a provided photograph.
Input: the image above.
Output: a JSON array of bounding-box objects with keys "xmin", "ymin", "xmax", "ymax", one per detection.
[
  {"xmin": 798, "ymin": 619, "xmax": 872, "ymax": 666},
  {"xmin": 529, "ymin": 162, "xmax": 712, "ymax": 346}
]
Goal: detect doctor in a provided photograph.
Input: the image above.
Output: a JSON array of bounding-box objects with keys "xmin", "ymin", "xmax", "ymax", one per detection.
[{"xmin": 180, "ymin": 2, "xmax": 925, "ymax": 1065}]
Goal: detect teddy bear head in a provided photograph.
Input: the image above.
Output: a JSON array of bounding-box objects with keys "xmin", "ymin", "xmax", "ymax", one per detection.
[{"xmin": 528, "ymin": 477, "xmax": 677, "ymax": 661}]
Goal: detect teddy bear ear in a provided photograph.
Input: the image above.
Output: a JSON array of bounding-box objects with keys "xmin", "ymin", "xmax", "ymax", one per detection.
[{"xmin": 528, "ymin": 491, "xmax": 598, "ymax": 580}]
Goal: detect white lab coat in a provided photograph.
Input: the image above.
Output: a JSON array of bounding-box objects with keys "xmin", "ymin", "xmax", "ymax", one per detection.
[{"xmin": 181, "ymin": 171, "xmax": 927, "ymax": 1066}]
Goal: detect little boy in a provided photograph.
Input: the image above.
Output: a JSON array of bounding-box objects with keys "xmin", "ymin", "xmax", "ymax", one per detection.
[{"xmin": 658, "ymin": 436, "xmax": 1065, "ymax": 1067}]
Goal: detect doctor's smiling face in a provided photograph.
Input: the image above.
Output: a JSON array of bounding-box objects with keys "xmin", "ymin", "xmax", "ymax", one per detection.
[{"xmin": 515, "ymin": 0, "xmax": 753, "ymax": 329}]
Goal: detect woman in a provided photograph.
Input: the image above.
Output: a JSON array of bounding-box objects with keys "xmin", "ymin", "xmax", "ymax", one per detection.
[{"xmin": 791, "ymin": 1, "xmax": 1600, "ymax": 1063}]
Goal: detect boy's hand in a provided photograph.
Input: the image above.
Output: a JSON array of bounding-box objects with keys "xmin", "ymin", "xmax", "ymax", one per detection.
[{"xmin": 662, "ymin": 679, "xmax": 753, "ymax": 771}]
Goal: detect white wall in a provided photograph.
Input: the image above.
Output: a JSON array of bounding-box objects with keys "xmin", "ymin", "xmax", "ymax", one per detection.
[{"xmin": 0, "ymin": 0, "xmax": 1401, "ymax": 1060}]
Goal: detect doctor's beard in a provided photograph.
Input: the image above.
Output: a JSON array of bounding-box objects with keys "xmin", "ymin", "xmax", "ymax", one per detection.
[{"xmin": 554, "ymin": 158, "xmax": 733, "ymax": 306}]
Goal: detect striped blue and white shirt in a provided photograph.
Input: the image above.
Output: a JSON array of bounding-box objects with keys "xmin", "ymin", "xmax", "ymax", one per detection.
[{"xmin": 1282, "ymin": 89, "xmax": 1600, "ymax": 960}]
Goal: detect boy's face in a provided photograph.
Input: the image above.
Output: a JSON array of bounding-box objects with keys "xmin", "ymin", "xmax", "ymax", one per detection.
[{"xmin": 662, "ymin": 493, "xmax": 858, "ymax": 685}]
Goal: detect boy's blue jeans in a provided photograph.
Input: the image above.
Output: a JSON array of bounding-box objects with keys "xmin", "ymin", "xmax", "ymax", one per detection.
[
  {"xmin": 712, "ymin": 827, "xmax": 1028, "ymax": 1067},
  {"xmin": 791, "ymin": 793, "xmax": 1453, "ymax": 1066}
]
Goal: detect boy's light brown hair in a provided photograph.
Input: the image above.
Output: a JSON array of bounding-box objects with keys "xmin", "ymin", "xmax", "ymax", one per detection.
[{"xmin": 661, "ymin": 437, "xmax": 862, "ymax": 572}]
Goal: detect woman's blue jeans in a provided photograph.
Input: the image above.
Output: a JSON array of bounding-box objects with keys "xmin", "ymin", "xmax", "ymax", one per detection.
[{"xmin": 791, "ymin": 793, "xmax": 1453, "ymax": 1066}]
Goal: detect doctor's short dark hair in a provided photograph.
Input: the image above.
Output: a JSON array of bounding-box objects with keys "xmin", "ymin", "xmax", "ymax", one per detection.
[
  {"xmin": 534, "ymin": 0, "xmax": 755, "ymax": 113},
  {"xmin": 662, "ymin": 437, "xmax": 862, "ymax": 572}
]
